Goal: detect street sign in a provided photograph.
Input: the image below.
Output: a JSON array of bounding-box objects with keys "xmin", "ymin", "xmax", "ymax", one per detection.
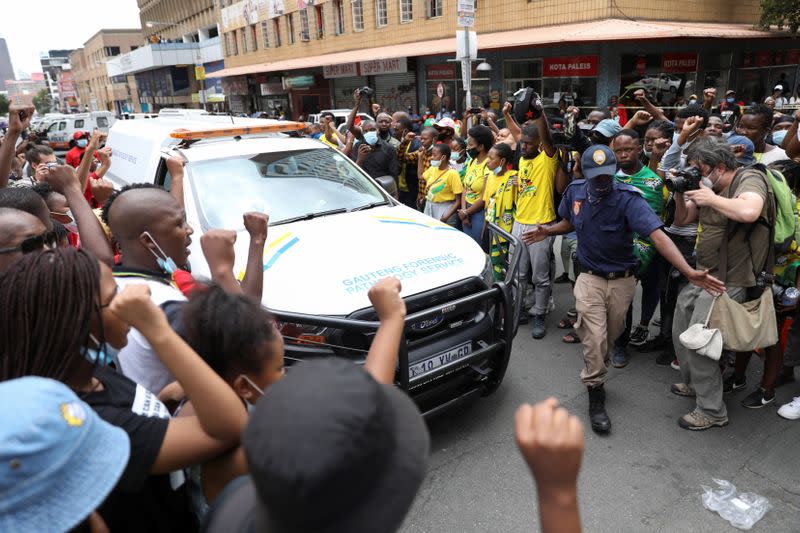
[
  {"xmin": 461, "ymin": 58, "xmax": 471, "ymax": 90},
  {"xmin": 457, "ymin": 0, "xmax": 474, "ymax": 12},
  {"xmin": 457, "ymin": 11, "xmax": 474, "ymax": 27},
  {"xmin": 456, "ymin": 30, "xmax": 477, "ymax": 59}
]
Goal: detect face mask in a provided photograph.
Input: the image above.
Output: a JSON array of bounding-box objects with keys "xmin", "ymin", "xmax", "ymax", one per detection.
[
  {"xmin": 643, "ymin": 150, "xmax": 652, "ymax": 158},
  {"xmin": 363, "ymin": 131, "xmax": 378, "ymax": 146},
  {"xmin": 466, "ymin": 148, "xmax": 478, "ymax": 159},
  {"xmin": 493, "ymin": 165, "xmax": 504, "ymax": 175},
  {"xmin": 726, "ymin": 97, "xmax": 735, "ymax": 104},
  {"xmin": 587, "ymin": 177, "xmax": 613, "ymax": 203},
  {"xmin": 142, "ymin": 231, "xmax": 178, "ymax": 274},
  {"xmin": 772, "ymin": 129, "xmax": 788, "ymax": 145},
  {"xmin": 240, "ymin": 374, "xmax": 264, "ymax": 413},
  {"xmin": 701, "ymin": 168, "xmax": 719, "ymax": 190},
  {"xmin": 437, "ymin": 132, "xmax": 449, "ymax": 141},
  {"xmin": 76, "ymin": 139, "xmax": 88, "ymax": 148},
  {"xmin": 450, "ymin": 152, "xmax": 461, "ymax": 162},
  {"xmin": 429, "ymin": 159, "xmax": 441, "ymax": 168},
  {"xmin": 85, "ymin": 333, "xmax": 118, "ymax": 367},
  {"xmin": 688, "ymin": 99, "xmax": 697, "ymax": 105}
]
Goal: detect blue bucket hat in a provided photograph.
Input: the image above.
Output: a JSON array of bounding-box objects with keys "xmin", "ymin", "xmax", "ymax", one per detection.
[
  {"xmin": 0, "ymin": 377, "xmax": 130, "ymax": 532},
  {"xmin": 593, "ymin": 119, "xmax": 623, "ymax": 139},
  {"xmin": 725, "ymin": 134, "xmax": 756, "ymax": 166}
]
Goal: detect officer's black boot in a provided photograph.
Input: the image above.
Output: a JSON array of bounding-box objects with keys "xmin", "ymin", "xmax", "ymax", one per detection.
[{"xmin": 588, "ymin": 385, "xmax": 611, "ymax": 433}]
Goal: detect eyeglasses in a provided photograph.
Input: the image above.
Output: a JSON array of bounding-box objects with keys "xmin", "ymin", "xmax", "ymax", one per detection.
[{"xmin": 0, "ymin": 231, "xmax": 58, "ymax": 255}]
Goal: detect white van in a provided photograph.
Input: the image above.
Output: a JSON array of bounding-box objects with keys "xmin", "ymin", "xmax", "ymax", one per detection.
[
  {"xmin": 105, "ymin": 113, "xmax": 522, "ymax": 416},
  {"xmin": 46, "ymin": 111, "xmax": 116, "ymax": 154}
]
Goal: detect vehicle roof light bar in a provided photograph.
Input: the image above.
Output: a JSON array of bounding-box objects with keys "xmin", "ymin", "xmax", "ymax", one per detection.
[{"xmin": 169, "ymin": 121, "xmax": 306, "ymax": 140}]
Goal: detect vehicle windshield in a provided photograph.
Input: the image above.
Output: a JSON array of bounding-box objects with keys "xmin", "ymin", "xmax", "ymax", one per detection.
[{"xmin": 189, "ymin": 147, "xmax": 387, "ymax": 229}]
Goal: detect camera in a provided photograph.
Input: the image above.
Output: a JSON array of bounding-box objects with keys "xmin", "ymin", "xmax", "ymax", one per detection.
[
  {"xmin": 44, "ymin": 162, "xmax": 59, "ymax": 171},
  {"xmin": 665, "ymin": 166, "xmax": 703, "ymax": 193},
  {"xmin": 468, "ymin": 107, "xmax": 483, "ymax": 115},
  {"xmin": 357, "ymin": 86, "xmax": 374, "ymax": 98}
]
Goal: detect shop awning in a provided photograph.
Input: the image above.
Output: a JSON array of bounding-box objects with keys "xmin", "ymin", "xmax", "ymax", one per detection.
[{"xmin": 207, "ymin": 18, "xmax": 784, "ymax": 79}]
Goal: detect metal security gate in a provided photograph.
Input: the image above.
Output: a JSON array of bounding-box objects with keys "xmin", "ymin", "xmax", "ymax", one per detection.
[
  {"xmin": 332, "ymin": 76, "xmax": 368, "ymax": 108},
  {"xmin": 374, "ymin": 72, "xmax": 418, "ymax": 114}
]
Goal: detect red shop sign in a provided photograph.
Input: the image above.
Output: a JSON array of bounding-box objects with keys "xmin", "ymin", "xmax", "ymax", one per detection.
[
  {"xmin": 785, "ymin": 49, "xmax": 800, "ymax": 64},
  {"xmin": 426, "ymin": 64, "xmax": 457, "ymax": 80},
  {"xmin": 543, "ymin": 55, "xmax": 598, "ymax": 78},
  {"xmin": 661, "ymin": 53, "xmax": 698, "ymax": 73},
  {"xmin": 755, "ymin": 51, "xmax": 772, "ymax": 67}
]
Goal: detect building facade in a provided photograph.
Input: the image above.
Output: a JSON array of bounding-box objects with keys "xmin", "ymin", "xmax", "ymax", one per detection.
[
  {"xmin": 0, "ymin": 38, "xmax": 14, "ymax": 91},
  {"xmin": 6, "ymin": 75, "xmax": 46, "ymax": 106},
  {"xmin": 40, "ymin": 50, "xmax": 76, "ymax": 112},
  {"xmin": 69, "ymin": 29, "xmax": 143, "ymax": 114},
  {"xmin": 105, "ymin": 0, "xmax": 224, "ymax": 112},
  {"xmin": 207, "ymin": 0, "xmax": 795, "ymax": 118}
]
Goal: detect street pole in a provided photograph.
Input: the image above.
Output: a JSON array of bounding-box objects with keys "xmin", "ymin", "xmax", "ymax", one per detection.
[{"xmin": 462, "ymin": 28, "xmax": 471, "ymax": 110}]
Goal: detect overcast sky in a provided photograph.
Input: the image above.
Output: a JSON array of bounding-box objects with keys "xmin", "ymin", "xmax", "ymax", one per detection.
[{"xmin": 1, "ymin": 0, "xmax": 142, "ymax": 77}]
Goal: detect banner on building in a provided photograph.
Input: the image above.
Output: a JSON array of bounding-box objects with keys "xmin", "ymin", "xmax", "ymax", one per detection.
[
  {"xmin": 543, "ymin": 56, "xmax": 598, "ymax": 77},
  {"xmin": 661, "ymin": 53, "xmax": 698, "ymax": 73},
  {"xmin": 268, "ymin": 0, "xmax": 285, "ymax": 19},
  {"xmin": 58, "ymin": 71, "xmax": 76, "ymax": 98},
  {"xmin": 323, "ymin": 58, "xmax": 407, "ymax": 79}
]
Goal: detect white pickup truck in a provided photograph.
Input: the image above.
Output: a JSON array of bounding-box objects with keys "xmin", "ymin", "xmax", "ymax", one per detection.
[{"xmin": 105, "ymin": 110, "xmax": 521, "ymax": 416}]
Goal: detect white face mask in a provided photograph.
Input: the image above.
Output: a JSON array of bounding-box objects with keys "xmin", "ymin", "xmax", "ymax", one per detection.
[{"xmin": 240, "ymin": 374, "xmax": 264, "ymax": 413}]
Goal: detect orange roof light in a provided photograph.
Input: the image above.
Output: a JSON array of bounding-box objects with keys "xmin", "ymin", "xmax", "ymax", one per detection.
[{"xmin": 170, "ymin": 121, "xmax": 306, "ymax": 140}]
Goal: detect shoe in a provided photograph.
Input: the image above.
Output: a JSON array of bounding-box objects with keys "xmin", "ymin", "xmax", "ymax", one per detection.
[
  {"xmin": 629, "ymin": 325, "xmax": 649, "ymax": 347},
  {"xmin": 554, "ymin": 272, "xmax": 570, "ymax": 284},
  {"xmin": 670, "ymin": 383, "xmax": 696, "ymax": 397},
  {"xmin": 611, "ymin": 345, "xmax": 629, "ymax": 368},
  {"xmin": 670, "ymin": 359, "xmax": 680, "ymax": 371},
  {"xmin": 638, "ymin": 334, "xmax": 669, "ymax": 353},
  {"xmin": 655, "ymin": 350, "xmax": 674, "ymax": 366},
  {"xmin": 723, "ymin": 375, "xmax": 747, "ymax": 394},
  {"xmin": 652, "ymin": 317, "xmax": 661, "ymax": 328},
  {"xmin": 518, "ymin": 313, "xmax": 529, "ymax": 325},
  {"xmin": 741, "ymin": 387, "xmax": 775, "ymax": 409},
  {"xmin": 531, "ymin": 315, "xmax": 546, "ymax": 339},
  {"xmin": 678, "ymin": 408, "xmax": 729, "ymax": 431},
  {"xmin": 588, "ymin": 385, "xmax": 611, "ymax": 433},
  {"xmin": 567, "ymin": 307, "xmax": 577, "ymax": 318},
  {"xmin": 778, "ymin": 397, "xmax": 800, "ymax": 420}
]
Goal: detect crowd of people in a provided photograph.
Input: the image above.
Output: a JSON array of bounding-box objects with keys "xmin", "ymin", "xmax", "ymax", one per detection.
[
  {"xmin": 2, "ymin": 74, "xmax": 800, "ymax": 530},
  {"xmin": 0, "ymin": 104, "xmax": 586, "ymax": 533}
]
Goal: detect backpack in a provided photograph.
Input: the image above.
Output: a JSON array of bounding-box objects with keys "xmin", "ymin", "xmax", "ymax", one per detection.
[{"xmin": 755, "ymin": 164, "xmax": 797, "ymax": 254}]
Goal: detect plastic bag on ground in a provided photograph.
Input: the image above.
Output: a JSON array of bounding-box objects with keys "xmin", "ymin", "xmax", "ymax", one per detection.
[{"xmin": 701, "ymin": 479, "xmax": 772, "ymax": 530}]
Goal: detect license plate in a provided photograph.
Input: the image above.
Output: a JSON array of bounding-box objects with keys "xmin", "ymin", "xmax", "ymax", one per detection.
[{"xmin": 409, "ymin": 342, "xmax": 472, "ymax": 379}]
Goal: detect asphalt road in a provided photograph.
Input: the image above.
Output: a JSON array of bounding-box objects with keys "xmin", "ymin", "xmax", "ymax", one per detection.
[{"xmin": 400, "ymin": 281, "xmax": 800, "ymax": 533}]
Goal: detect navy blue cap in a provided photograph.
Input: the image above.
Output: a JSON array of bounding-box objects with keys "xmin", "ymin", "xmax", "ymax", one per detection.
[{"xmin": 581, "ymin": 145, "xmax": 618, "ymax": 179}]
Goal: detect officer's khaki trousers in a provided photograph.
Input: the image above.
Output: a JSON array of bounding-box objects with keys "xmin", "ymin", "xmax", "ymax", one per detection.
[{"xmin": 574, "ymin": 273, "xmax": 637, "ymax": 386}]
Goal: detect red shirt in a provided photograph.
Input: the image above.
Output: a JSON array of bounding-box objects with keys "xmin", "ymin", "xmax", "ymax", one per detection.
[
  {"xmin": 65, "ymin": 146, "xmax": 86, "ymax": 168},
  {"xmin": 84, "ymin": 171, "xmax": 101, "ymax": 208}
]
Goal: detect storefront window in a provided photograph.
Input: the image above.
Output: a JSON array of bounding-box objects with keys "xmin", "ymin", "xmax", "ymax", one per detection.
[
  {"xmin": 737, "ymin": 50, "xmax": 800, "ymax": 106},
  {"xmin": 503, "ymin": 60, "xmax": 542, "ymax": 100},
  {"xmin": 619, "ymin": 53, "xmax": 698, "ymax": 108}
]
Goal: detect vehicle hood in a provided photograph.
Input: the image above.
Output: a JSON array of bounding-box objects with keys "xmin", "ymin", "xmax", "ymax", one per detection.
[{"xmin": 193, "ymin": 205, "xmax": 487, "ymax": 315}]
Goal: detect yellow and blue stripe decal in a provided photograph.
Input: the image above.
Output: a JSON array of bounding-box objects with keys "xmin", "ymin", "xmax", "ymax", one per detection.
[
  {"xmin": 372, "ymin": 215, "xmax": 459, "ymax": 232},
  {"xmin": 237, "ymin": 231, "xmax": 300, "ymax": 280}
]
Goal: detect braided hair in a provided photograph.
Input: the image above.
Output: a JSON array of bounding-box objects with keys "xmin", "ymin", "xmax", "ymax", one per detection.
[{"xmin": 0, "ymin": 248, "xmax": 100, "ymax": 381}]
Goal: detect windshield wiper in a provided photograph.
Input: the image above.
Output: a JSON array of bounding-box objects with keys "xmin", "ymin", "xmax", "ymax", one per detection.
[
  {"xmin": 274, "ymin": 207, "xmax": 349, "ymax": 225},
  {"xmin": 349, "ymin": 200, "xmax": 390, "ymax": 212}
]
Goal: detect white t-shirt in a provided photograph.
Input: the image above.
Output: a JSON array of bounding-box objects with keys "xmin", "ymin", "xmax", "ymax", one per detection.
[{"xmin": 114, "ymin": 275, "xmax": 187, "ymax": 395}]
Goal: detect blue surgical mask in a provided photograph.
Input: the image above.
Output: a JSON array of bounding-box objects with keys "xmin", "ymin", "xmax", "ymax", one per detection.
[
  {"xmin": 450, "ymin": 152, "xmax": 460, "ymax": 161},
  {"xmin": 76, "ymin": 139, "xmax": 88, "ymax": 148},
  {"xmin": 85, "ymin": 333, "xmax": 119, "ymax": 367},
  {"xmin": 363, "ymin": 131, "xmax": 379, "ymax": 146},
  {"xmin": 142, "ymin": 231, "xmax": 179, "ymax": 275},
  {"xmin": 772, "ymin": 129, "xmax": 788, "ymax": 145},
  {"xmin": 643, "ymin": 150, "xmax": 652, "ymax": 158},
  {"xmin": 726, "ymin": 97, "xmax": 735, "ymax": 104},
  {"xmin": 429, "ymin": 159, "xmax": 441, "ymax": 168},
  {"xmin": 688, "ymin": 99, "xmax": 697, "ymax": 105},
  {"xmin": 493, "ymin": 165, "xmax": 503, "ymax": 175}
]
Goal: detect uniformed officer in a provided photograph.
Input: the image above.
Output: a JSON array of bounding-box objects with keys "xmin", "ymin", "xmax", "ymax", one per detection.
[{"xmin": 522, "ymin": 145, "xmax": 725, "ymax": 433}]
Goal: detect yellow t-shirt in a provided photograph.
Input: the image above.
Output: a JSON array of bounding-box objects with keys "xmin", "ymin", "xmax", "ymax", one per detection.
[
  {"xmin": 319, "ymin": 134, "xmax": 340, "ymax": 149},
  {"xmin": 463, "ymin": 158, "xmax": 489, "ymax": 205},
  {"xmin": 423, "ymin": 167, "xmax": 463, "ymax": 202},
  {"xmin": 514, "ymin": 150, "xmax": 559, "ymax": 225}
]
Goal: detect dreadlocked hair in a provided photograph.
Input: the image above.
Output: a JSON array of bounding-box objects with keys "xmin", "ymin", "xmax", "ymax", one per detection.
[
  {"xmin": 0, "ymin": 248, "xmax": 100, "ymax": 381},
  {"xmin": 101, "ymin": 182, "xmax": 161, "ymax": 224},
  {"xmin": 182, "ymin": 283, "xmax": 278, "ymax": 381}
]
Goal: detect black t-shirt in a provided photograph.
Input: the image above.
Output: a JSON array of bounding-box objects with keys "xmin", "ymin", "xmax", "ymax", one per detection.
[{"xmin": 84, "ymin": 367, "xmax": 198, "ymax": 533}]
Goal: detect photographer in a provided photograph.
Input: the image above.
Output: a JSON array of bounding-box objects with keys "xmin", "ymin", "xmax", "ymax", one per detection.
[{"xmin": 670, "ymin": 136, "xmax": 772, "ymax": 431}]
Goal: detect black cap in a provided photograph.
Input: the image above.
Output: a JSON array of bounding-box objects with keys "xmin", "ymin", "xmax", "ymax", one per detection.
[{"xmin": 232, "ymin": 358, "xmax": 429, "ymax": 533}]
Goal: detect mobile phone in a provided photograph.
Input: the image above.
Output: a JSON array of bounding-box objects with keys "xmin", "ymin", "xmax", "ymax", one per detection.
[{"xmin": 469, "ymin": 107, "xmax": 483, "ymax": 114}]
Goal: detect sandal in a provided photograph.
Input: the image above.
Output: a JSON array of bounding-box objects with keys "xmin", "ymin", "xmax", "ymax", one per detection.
[
  {"xmin": 558, "ymin": 316, "xmax": 577, "ymax": 329},
  {"xmin": 562, "ymin": 331, "xmax": 581, "ymax": 344}
]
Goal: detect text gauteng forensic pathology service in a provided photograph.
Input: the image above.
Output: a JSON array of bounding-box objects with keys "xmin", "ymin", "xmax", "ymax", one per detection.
[{"xmin": 341, "ymin": 253, "xmax": 465, "ymax": 293}]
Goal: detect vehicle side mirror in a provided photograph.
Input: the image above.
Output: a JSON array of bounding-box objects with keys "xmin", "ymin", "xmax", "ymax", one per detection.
[{"xmin": 374, "ymin": 175, "xmax": 398, "ymax": 199}]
